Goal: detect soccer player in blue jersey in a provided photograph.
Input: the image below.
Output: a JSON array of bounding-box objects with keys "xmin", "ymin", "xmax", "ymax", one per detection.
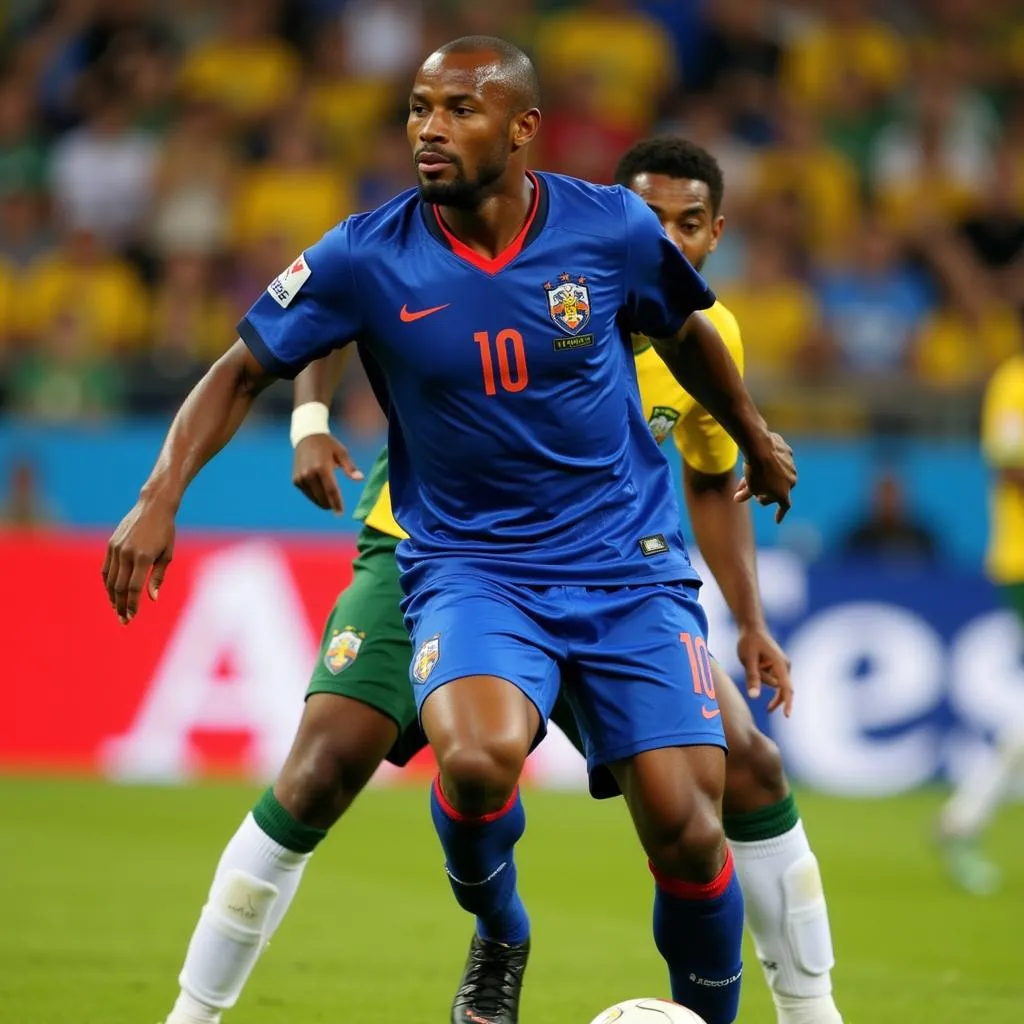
[{"xmin": 103, "ymin": 37, "xmax": 795, "ymax": 1024}]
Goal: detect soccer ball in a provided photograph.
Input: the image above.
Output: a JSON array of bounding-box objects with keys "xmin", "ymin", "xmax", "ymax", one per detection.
[{"xmin": 588, "ymin": 997, "xmax": 708, "ymax": 1023}]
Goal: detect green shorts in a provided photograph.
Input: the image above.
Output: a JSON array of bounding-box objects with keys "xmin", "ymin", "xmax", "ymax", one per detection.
[
  {"xmin": 1002, "ymin": 582, "xmax": 1024, "ymax": 624},
  {"xmin": 307, "ymin": 527, "xmax": 424, "ymax": 765},
  {"xmin": 307, "ymin": 525, "xmax": 585, "ymax": 767}
]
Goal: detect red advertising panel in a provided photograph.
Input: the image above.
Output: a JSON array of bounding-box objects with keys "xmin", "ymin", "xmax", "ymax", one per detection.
[{"xmin": 1, "ymin": 533, "xmax": 365, "ymax": 776}]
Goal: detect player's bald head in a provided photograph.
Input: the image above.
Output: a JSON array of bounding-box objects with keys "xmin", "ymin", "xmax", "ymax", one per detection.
[
  {"xmin": 420, "ymin": 35, "xmax": 541, "ymax": 114},
  {"xmin": 410, "ymin": 36, "xmax": 541, "ymax": 208}
]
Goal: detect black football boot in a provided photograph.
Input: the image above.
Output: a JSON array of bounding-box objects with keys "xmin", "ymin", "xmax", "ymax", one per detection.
[{"xmin": 450, "ymin": 933, "xmax": 530, "ymax": 1024}]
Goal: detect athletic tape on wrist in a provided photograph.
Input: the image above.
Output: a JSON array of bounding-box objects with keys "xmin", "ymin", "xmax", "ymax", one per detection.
[{"xmin": 290, "ymin": 402, "xmax": 331, "ymax": 448}]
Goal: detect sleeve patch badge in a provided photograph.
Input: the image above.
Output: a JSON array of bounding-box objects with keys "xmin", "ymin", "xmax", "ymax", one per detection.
[{"xmin": 268, "ymin": 254, "xmax": 312, "ymax": 308}]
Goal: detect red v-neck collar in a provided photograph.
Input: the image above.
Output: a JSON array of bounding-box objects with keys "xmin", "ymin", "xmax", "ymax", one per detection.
[{"xmin": 431, "ymin": 171, "xmax": 542, "ymax": 275}]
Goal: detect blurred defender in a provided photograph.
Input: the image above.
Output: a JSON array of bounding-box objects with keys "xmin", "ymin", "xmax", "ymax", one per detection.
[
  {"xmin": 938, "ymin": 347, "xmax": 1024, "ymax": 893},
  {"xmin": 156, "ymin": 140, "xmax": 841, "ymax": 1024}
]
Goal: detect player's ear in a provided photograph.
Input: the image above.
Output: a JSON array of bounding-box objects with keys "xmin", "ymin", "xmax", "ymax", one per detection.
[
  {"xmin": 709, "ymin": 214, "xmax": 725, "ymax": 253},
  {"xmin": 510, "ymin": 108, "xmax": 541, "ymax": 151}
]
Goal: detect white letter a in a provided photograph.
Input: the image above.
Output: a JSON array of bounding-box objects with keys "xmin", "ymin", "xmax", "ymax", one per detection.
[{"xmin": 103, "ymin": 542, "xmax": 316, "ymax": 782}]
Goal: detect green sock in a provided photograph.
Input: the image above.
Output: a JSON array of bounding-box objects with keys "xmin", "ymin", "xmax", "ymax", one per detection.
[
  {"xmin": 724, "ymin": 792, "xmax": 800, "ymax": 843},
  {"xmin": 252, "ymin": 788, "xmax": 328, "ymax": 854}
]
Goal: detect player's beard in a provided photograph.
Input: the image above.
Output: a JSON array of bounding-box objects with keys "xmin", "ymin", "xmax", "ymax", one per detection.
[{"xmin": 417, "ymin": 151, "xmax": 507, "ymax": 210}]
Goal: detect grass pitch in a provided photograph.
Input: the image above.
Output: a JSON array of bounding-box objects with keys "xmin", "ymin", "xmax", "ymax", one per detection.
[{"xmin": 1, "ymin": 779, "xmax": 1021, "ymax": 1023}]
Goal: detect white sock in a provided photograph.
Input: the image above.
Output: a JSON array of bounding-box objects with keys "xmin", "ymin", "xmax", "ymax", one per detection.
[
  {"xmin": 166, "ymin": 813, "xmax": 313, "ymax": 1024},
  {"xmin": 941, "ymin": 727, "xmax": 1024, "ymax": 838},
  {"xmin": 731, "ymin": 820, "xmax": 843, "ymax": 1024}
]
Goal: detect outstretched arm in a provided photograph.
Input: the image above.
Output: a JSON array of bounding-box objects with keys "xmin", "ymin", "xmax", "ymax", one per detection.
[
  {"xmin": 102, "ymin": 341, "xmax": 275, "ymax": 623},
  {"xmin": 146, "ymin": 341, "xmax": 274, "ymax": 510},
  {"xmin": 684, "ymin": 462, "xmax": 793, "ymax": 714}
]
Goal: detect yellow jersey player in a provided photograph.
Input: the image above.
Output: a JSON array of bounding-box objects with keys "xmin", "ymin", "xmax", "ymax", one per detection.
[
  {"xmin": 157, "ymin": 139, "xmax": 842, "ymax": 1024},
  {"xmin": 938, "ymin": 347, "xmax": 1024, "ymax": 894}
]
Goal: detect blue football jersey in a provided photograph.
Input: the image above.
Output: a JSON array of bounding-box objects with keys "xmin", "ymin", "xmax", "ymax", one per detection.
[{"xmin": 239, "ymin": 172, "xmax": 716, "ymax": 588}]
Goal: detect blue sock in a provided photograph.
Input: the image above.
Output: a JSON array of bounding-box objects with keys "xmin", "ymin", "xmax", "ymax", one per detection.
[
  {"xmin": 651, "ymin": 850, "xmax": 744, "ymax": 1024},
  {"xmin": 430, "ymin": 775, "xmax": 530, "ymax": 945}
]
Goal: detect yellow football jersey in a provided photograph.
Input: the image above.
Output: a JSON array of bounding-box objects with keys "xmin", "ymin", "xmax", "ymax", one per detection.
[
  {"xmin": 360, "ymin": 300, "xmax": 744, "ymax": 541},
  {"xmin": 363, "ymin": 479, "xmax": 406, "ymax": 539},
  {"xmin": 633, "ymin": 301, "xmax": 744, "ymax": 475},
  {"xmin": 982, "ymin": 354, "xmax": 1024, "ymax": 584}
]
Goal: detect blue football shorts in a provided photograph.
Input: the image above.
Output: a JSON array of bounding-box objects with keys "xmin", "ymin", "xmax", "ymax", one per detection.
[{"xmin": 403, "ymin": 574, "xmax": 725, "ymax": 798}]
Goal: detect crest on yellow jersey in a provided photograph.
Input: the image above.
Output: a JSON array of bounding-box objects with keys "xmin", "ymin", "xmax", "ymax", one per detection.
[{"xmin": 647, "ymin": 405, "xmax": 680, "ymax": 445}]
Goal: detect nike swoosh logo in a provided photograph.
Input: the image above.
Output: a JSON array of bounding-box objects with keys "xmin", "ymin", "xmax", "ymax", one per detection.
[
  {"xmin": 702, "ymin": 705, "xmax": 721, "ymax": 720},
  {"xmin": 400, "ymin": 303, "xmax": 450, "ymax": 322}
]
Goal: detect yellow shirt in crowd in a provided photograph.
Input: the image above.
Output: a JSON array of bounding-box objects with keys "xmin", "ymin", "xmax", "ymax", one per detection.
[
  {"xmin": 716, "ymin": 282, "xmax": 818, "ymax": 376},
  {"xmin": 783, "ymin": 18, "xmax": 906, "ymax": 108},
  {"xmin": 309, "ymin": 79, "xmax": 398, "ymax": 170},
  {"xmin": 750, "ymin": 147, "xmax": 860, "ymax": 256},
  {"xmin": 19, "ymin": 253, "xmax": 150, "ymax": 352},
  {"xmin": 179, "ymin": 39, "xmax": 300, "ymax": 120},
  {"xmin": 533, "ymin": 7, "xmax": 675, "ymax": 131},
  {"xmin": 231, "ymin": 165, "xmax": 352, "ymax": 256},
  {"xmin": 0, "ymin": 258, "xmax": 13, "ymax": 347},
  {"xmin": 982, "ymin": 354, "xmax": 1024, "ymax": 585},
  {"xmin": 362, "ymin": 301, "xmax": 744, "ymax": 539},
  {"xmin": 916, "ymin": 306, "xmax": 1021, "ymax": 388}
]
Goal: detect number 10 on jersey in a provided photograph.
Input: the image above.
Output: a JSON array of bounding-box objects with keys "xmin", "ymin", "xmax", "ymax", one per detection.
[{"xmin": 474, "ymin": 329, "xmax": 528, "ymax": 396}]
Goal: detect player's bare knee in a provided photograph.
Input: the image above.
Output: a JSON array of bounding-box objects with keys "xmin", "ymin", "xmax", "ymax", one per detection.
[
  {"xmin": 725, "ymin": 724, "xmax": 788, "ymax": 813},
  {"xmin": 669, "ymin": 810, "xmax": 727, "ymax": 883},
  {"xmin": 645, "ymin": 801, "xmax": 726, "ymax": 883},
  {"xmin": 438, "ymin": 740, "xmax": 523, "ymax": 816}
]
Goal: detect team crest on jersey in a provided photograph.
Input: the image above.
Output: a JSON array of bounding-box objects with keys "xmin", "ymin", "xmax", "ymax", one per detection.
[
  {"xmin": 648, "ymin": 405, "xmax": 680, "ymax": 445},
  {"xmin": 268, "ymin": 253, "xmax": 312, "ymax": 309},
  {"xmin": 412, "ymin": 634, "xmax": 441, "ymax": 684},
  {"xmin": 324, "ymin": 627, "xmax": 365, "ymax": 674},
  {"xmin": 544, "ymin": 272, "xmax": 591, "ymax": 335}
]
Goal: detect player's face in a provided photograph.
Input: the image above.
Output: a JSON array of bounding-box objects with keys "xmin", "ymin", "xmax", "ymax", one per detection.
[
  {"xmin": 409, "ymin": 53, "xmax": 528, "ymax": 209},
  {"xmin": 627, "ymin": 173, "xmax": 724, "ymax": 271}
]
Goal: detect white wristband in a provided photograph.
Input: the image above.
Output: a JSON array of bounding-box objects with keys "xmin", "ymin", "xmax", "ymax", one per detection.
[{"xmin": 290, "ymin": 402, "xmax": 331, "ymax": 448}]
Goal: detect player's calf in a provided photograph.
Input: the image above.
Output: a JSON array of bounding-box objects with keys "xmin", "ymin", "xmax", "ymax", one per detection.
[
  {"xmin": 723, "ymin": 728, "xmax": 788, "ymax": 819},
  {"xmin": 423, "ymin": 676, "xmax": 537, "ymax": 948},
  {"xmin": 273, "ymin": 693, "xmax": 399, "ymax": 828},
  {"xmin": 713, "ymin": 664, "xmax": 843, "ymax": 1023},
  {"xmin": 424, "ymin": 677, "xmax": 534, "ymax": 1024},
  {"xmin": 165, "ymin": 695, "xmax": 398, "ymax": 1024},
  {"xmin": 613, "ymin": 745, "xmax": 743, "ymax": 1024}
]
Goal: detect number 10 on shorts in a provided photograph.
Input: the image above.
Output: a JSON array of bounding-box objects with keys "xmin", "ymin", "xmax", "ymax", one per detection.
[{"xmin": 680, "ymin": 632, "xmax": 717, "ymax": 699}]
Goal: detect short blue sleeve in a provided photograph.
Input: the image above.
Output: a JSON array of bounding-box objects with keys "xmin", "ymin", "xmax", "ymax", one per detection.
[
  {"xmin": 237, "ymin": 221, "xmax": 363, "ymax": 379},
  {"xmin": 620, "ymin": 188, "xmax": 715, "ymax": 338}
]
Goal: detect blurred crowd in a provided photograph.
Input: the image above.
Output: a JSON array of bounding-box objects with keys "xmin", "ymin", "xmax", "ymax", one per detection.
[{"xmin": 0, "ymin": 0, "xmax": 1023, "ymax": 438}]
